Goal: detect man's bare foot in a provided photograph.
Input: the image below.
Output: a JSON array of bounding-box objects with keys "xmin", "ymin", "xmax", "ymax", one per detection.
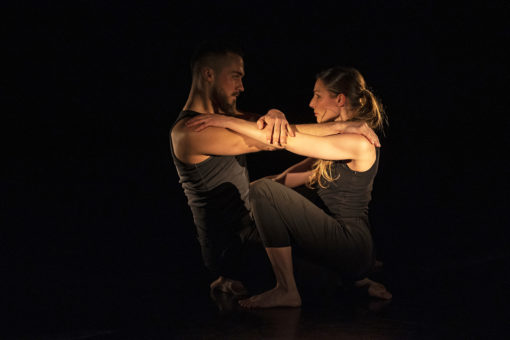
[
  {"xmin": 354, "ymin": 278, "xmax": 392, "ymax": 300},
  {"xmin": 238, "ymin": 286, "xmax": 302, "ymax": 309},
  {"xmin": 210, "ymin": 276, "xmax": 248, "ymax": 296}
]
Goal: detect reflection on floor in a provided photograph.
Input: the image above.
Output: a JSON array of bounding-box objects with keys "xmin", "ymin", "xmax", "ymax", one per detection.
[{"xmin": 6, "ymin": 254, "xmax": 509, "ymax": 339}]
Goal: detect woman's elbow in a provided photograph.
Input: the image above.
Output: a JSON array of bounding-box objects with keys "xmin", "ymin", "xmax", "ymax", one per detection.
[{"xmin": 264, "ymin": 144, "xmax": 283, "ymax": 151}]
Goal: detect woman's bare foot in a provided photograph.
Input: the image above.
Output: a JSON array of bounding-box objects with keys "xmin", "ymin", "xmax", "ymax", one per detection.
[
  {"xmin": 354, "ymin": 278, "xmax": 392, "ymax": 300},
  {"xmin": 210, "ymin": 276, "xmax": 248, "ymax": 296},
  {"xmin": 238, "ymin": 285, "xmax": 302, "ymax": 308}
]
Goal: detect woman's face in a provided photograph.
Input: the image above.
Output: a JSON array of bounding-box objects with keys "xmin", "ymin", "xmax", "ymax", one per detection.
[{"xmin": 309, "ymin": 79, "xmax": 344, "ymax": 123}]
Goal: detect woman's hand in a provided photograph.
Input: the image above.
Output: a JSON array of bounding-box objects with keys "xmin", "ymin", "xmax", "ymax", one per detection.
[
  {"xmin": 185, "ymin": 114, "xmax": 231, "ymax": 132},
  {"xmin": 257, "ymin": 109, "xmax": 295, "ymax": 145}
]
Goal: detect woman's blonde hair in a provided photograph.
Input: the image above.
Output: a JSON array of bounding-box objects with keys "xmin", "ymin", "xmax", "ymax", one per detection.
[{"xmin": 308, "ymin": 67, "xmax": 388, "ymax": 189}]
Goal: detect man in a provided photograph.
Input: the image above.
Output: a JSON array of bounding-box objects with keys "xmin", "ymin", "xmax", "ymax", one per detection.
[{"xmin": 170, "ymin": 40, "xmax": 380, "ymax": 294}]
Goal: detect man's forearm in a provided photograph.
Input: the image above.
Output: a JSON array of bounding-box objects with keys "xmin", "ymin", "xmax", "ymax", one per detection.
[
  {"xmin": 294, "ymin": 121, "xmax": 380, "ymax": 147},
  {"xmin": 224, "ymin": 117, "xmax": 282, "ymax": 148},
  {"xmin": 294, "ymin": 122, "xmax": 347, "ymax": 136}
]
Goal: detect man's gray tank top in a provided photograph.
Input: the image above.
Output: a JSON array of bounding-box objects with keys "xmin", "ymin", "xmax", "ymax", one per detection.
[{"xmin": 169, "ymin": 110, "xmax": 252, "ymax": 241}]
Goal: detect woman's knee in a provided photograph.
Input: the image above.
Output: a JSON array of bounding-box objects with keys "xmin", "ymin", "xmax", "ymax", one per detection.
[{"xmin": 249, "ymin": 178, "xmax": 277, "ymax": 200}]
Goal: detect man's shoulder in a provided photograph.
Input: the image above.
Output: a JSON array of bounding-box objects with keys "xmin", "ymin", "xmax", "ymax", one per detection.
[
  {"xmin": 170, "ymin": 118, "xmax": 187, "ymax": 135},
  {"xmin": 170, "ymin": 110, "xmax": 198, "ymax": 134},
  {"xmin": 171, "ymin": 115, "xmax": 229, "ymax": 143},
  {"xmin": 170, "ymin": 116, "xmax": 207, "ymax": 163}
]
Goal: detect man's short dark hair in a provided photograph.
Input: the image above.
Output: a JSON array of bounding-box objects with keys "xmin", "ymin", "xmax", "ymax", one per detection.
[{"xmin": 190, "ymin": 39, "xmax": 244, "ymax": 74}]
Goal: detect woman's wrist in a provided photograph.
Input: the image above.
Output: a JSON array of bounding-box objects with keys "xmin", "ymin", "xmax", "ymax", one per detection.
[
  {"xmin": 223, "ymin": 116, "xmax": 237, "ymax": 129},
  {"xmin": 334, "ymin": 121, "xmax": 347, "ymax": 133}
]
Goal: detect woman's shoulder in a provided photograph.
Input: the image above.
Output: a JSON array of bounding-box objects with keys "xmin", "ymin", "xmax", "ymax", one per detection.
[
  {"xmin": 337, "ymin": 133, "xmax": 375, "ymax": 155},
  {"xmin": 337, "ymin": 134, "xmax": 377, "ymax": 172}
]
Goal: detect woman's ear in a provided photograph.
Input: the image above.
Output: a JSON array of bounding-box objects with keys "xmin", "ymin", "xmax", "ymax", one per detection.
[{"xmin": 336, "ymin": 93, "xmax": 346, "ymax": 107}]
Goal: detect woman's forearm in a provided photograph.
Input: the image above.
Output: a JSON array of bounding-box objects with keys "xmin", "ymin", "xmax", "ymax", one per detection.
[
  {"xmin": 274, "ymin": 157, "xmax": 315, "ymax": 188},
  {"xmin": 280, "ymin": 171, "xmax": 314, "ymax": 188}
]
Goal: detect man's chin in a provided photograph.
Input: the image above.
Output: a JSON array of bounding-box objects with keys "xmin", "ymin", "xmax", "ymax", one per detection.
[
  {"xmin": 226, "ymin": 100, "xmax": 237, "ymax": 114},
  {"xmin": 220, "ymin": 103, "xmax": 236, "ymax": 115}
]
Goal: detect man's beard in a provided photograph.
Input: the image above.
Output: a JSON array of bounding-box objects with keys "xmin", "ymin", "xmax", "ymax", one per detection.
[{"xmin": 212, "ymin": 86, "xmax": 236, "ymax": 114}]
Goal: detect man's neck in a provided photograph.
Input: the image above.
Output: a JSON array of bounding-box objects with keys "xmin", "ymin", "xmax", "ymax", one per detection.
[
  {"xmin": 183, "ymin": 91, "xmax": 241, "ymax": 116},
  {"xmin": 183, "ymin": 88, "xmax": 216, "ymax": 114}
]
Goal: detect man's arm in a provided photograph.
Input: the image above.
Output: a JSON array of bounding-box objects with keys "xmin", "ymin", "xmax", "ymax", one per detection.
[
  {"xmin": 261, "ymin": 109, "xmax": 380, "ymax": 146},
  {"xmin": 171, "ymin": 119, "xmax": 278, "ymax": 163},
  {"xmin": 295, "ymin": 121, "xmax": 380, "ymax": 146},
  {"xmin": 293, "ymin": 122, "xmax": 341, "ymax": 136},
  {"xmin": 240, "ymin": 109, "xmax": 375, "ymax": 147}
]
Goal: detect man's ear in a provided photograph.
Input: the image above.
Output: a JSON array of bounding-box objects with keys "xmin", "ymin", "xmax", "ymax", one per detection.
[
  {"xmin": 201, "ymin": 66, "xmax": 215, "ymax": 83},
  {"xmin": 336, "ymin": 93, "xmax": 346, "ymax": 107}
]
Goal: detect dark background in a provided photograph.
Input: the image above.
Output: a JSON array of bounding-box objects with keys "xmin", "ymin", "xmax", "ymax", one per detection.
[{"xmin": 4, "ymin": 0, "xmax": 510, "ymax": 334}]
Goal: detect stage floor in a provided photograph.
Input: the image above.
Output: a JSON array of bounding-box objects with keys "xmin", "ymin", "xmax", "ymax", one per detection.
[{"xmin": 6, "ymin": 254, "xmax": 509, "ymax": 339}]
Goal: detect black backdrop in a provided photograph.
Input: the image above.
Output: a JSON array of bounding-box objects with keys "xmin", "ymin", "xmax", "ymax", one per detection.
[{"xmin": 4, "ymin": 0, "xmax": 510, "ymax": 315}]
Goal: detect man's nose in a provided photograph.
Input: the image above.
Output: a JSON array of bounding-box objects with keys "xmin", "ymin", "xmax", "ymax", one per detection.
[
  {"xmin": 309, "ymin": 97, "xmax": 315, "ymax": 108},
  {"xmin": 238, "ymin": 80, "xmax": 244, "ymax": 92}
]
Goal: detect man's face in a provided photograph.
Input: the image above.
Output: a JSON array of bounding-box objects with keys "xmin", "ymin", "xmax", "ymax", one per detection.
[{"xmin": 211, "ymin": 53, "xmax": 245, "ymax": 114}]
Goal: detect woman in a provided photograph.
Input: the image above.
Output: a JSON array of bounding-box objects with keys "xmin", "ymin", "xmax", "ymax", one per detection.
[{"xmin": 186, "ymin": 67, "xmax": 391, "ymax": 308}]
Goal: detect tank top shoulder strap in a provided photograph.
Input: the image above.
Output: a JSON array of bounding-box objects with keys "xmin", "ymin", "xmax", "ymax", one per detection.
[{"xmin": 172, "ymin": 110, "xmax": 201, "ymax": 129}]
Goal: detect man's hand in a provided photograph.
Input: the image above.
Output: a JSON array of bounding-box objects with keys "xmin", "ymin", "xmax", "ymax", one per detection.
[
  {"xmin": 257, "ymin": 109, "xmax": 295, "ymax": 145},
  {"xmin": 340, "ymin": 121, "xmax": 381, "ymax": 147}
]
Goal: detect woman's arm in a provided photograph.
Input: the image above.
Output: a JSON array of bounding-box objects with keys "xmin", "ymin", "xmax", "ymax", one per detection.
[
  {"xmin": 186, "ymin": 114, "xmax": 373, "ymax": 161},
  {"xmin": 284, "ymin": 131, "xmax": 373, "ymax": 161},
  {"xmin": 265, "ymin": 157, "xmax": 315, "ymax": 188}
]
